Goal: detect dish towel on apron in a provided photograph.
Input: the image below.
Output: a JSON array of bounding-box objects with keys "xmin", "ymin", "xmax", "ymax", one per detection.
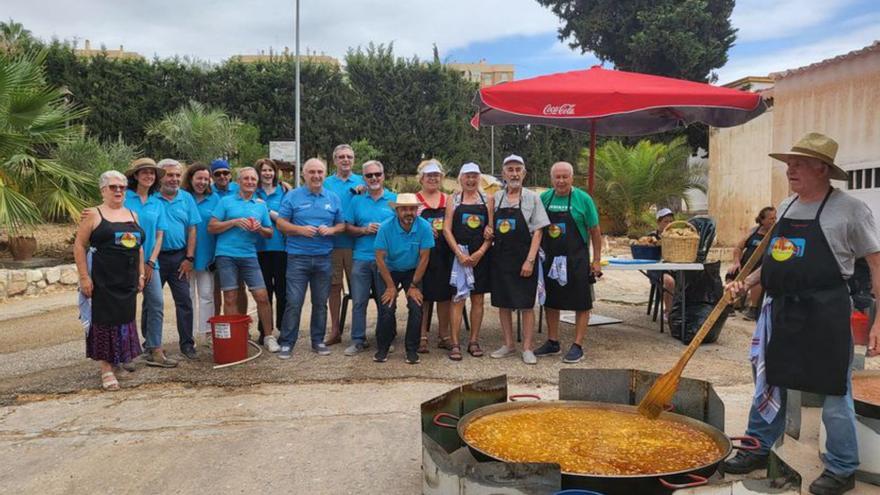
[
  {"xmin": 78, "ymin": 248, "xmax": 95, "ymax": 336},
  {"xmin": 548, "ymin": 255, "xmax": 568, "ymax": 286},
  {"xmin": 450, "ymin": 244, "xmax": 475, "ymax": 302},
  {"xmin": 536, "ymin": 249, "xmax": 547, "ymax": 305},
  {"xmin": 751, "ymin": 295, "xmax": 781, "ymax": 423}
]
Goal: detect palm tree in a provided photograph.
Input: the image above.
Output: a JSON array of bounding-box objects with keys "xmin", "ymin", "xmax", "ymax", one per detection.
[
  {"xmin": 0, "ymin": 49, "xmax": 91, "ymax": 236},
  {"xmin": 146, "ymin": 100, "xmax": 243, "ymax": 163},
  {"xmin": 0, "ymin": 19, "xmax": 35, "ymax": 56},
  {"xmin": 588, "ymin": 136, "xmax": 705, "ymax": 236}
]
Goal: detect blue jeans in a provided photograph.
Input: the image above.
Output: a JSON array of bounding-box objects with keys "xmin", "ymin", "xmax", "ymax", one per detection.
[
  {"xmin": 376, "ymin": 269, "xmax": 422, "ymax": 355},
  {"xmin": 140, "ymin": 269, "xmax": 164, "ymax": 350},
  {"xmin": 279, "ymin": 254, "xmax": 332, "ymax": 348},
  {"xmin": 745, "ymin": 358, "xmax": 859, "ymax": 476},
  {"xmin": 350, "ymin": 259, "xmax": 382, "ymax": 344}
]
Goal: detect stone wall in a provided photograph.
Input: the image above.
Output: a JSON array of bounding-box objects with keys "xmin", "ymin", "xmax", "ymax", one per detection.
[{"xmin": 0, "ymin": 264, "xmax": 79, "ymax": 300}]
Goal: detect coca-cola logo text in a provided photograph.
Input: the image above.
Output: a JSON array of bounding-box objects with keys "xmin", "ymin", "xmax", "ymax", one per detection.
[{"xmin": 542, "ymin": 103, "xmax": 576, "ymax": 116}]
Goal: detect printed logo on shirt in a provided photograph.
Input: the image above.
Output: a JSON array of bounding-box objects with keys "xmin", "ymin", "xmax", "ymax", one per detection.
[
  {"xmin": 496, "ymin": 218, "xmax": 516, "ymax": 234},
  {"xmin": 548, "ymin": 223, "xmax": 566, "ymax": 239},
  {"xmin": 768, "ymin": 236, "xmax": 805, "ymax": 262},
  {"xmin": 464, "ymin": 214, "xmax": 484, "ymax": 229},
  {"xmin": 115, "ymin": 231, "xmax": 141, "ymax": 249},
  {"xmin": 431, "ymin": 218, "xmax": 444, "ymax": 231}
]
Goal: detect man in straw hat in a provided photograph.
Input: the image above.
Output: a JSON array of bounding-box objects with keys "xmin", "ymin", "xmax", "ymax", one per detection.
[
  {"xmin": 373, "ymin": 193, "xmax": 435, "ymax": 364},
  {"xmin": 723, "ymin": 132, "xmax": 880, "ymax": 495}
]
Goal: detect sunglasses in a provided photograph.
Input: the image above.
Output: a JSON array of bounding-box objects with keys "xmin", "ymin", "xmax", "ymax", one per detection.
[
  {"xmin": 105, "ymin": 185, "xmax": 126, "ymax": 192},
  {"xmin": 213, "ymin": 170, "xmax": 231, "ymax": 177},
  {"xmin": 364, "ymin": 172, "xmax": 383, "ymax": 179}
]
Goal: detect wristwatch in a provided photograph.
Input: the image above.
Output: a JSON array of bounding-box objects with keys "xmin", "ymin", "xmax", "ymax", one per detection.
[
  {"xmin": 146, "ymin": 260, "xmax": 156, "ymax": 268},
  {"xmin": 185, "ymin": 256, "xmax": 195, "ymax": 262}
]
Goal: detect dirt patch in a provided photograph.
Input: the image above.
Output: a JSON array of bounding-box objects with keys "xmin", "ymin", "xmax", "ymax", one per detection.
[{"xmin": 0, "ymin": 223, "xmax": 77, "ymax": 262}]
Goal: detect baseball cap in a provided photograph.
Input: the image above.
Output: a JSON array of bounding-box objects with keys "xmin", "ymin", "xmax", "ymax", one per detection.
[
  {"xmin": 211, "ymin": 159, "xmax": 231, "ymax": 172},
  {"xmin": 459, "ymin": 162, "xmax": 481, "ymax": 177},
  {"xmin": 421, "ymin": 162, "xmax": 442, "ymax": 175},
  {"xmin": 502, "ymin": 154, "xmax": 525, "ymax": 166},
  {"xmin": 656, "ymin": 208, "xmax": 674, "ymax": 220}
]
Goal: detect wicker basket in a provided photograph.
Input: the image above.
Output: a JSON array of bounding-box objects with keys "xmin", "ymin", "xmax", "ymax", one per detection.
[{"xmin": 660, "ymin": 221, "xmax": 699, "ymax": 263}]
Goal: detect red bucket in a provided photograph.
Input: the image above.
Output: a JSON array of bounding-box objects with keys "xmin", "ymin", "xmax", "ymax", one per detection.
[
  {"xmin": 852, "ymin": 311, "xmax": 870, "ymax": 346},
  {"xmin": 208, "ymin": 315, "xmax": 251, "ymax": 365}
]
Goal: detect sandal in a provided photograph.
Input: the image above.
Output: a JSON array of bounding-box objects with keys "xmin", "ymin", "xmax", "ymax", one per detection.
[
  {"xmin": 101, "ymin": 371, "xmax": 119, "ymax": 391},
  {"xmin": 437, "ymin": 337, "xmax": 454, "ymax": 351},
  {"xmin": 417, "ymin": 337, "xmax": 429, "ymax": 354},
  {"xmin": 467, "ymin": 341, "xmax": 484, "ymax": 358},
  {"xmin": 448, "ymin": 345, "xmax": 463, "ymax": 361}
]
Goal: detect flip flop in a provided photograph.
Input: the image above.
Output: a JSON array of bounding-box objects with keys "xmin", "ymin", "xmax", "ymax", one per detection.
[{"xmin": 101, "ymin": 371, "xmax": 119, "ymax": 391}]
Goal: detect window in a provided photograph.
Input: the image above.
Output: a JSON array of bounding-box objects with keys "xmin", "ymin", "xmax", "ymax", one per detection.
[{"xmin": 847, "ymin": 166, "xmax": 880, "ymax": 190}]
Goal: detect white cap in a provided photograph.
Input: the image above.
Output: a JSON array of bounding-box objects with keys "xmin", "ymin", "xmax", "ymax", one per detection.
[
  {"xmin": 421, "ymin": 162, "xmax": 442, "ymax": 175},
  {"xmin": 656, "ymin": 208, "xmax": 674, "ymax": 220},
  {"xmin": 459, "ymin": 162, "xmax": 481, "ymax": 177},
  {"xmin": 502, "ymin": 154, "xmax": 524, "ymax": 166}
]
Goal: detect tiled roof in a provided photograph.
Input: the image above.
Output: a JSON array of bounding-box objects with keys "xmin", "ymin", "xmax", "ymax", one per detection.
[{"xmin": 771, "ymin": 41, "xmax": 880, "ymax": 80}]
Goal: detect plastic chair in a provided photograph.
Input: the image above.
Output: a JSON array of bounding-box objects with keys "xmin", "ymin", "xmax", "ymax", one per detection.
[{"xmin": 687, "ymin": 216, "xmax": 716, "ymax": 263}]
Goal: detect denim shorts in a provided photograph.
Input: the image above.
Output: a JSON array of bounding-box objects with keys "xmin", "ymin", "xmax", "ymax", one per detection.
[{"xmin": 215, "ymin": 256, "xmax": 266, "ymax": 291}]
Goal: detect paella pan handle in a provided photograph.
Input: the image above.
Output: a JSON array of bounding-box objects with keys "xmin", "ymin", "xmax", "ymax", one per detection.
[
  {"xmin": 432, "ymin": 412, "xmax": 460, "ymax": 429},
  {"xmin": 663, "ymin": 403, "xmax": 675, "ymax": 412},
  {"xmin": 509, "ymin": 394, "xmax": 541, "ymax": 401},
  {"xmin": 730, "ymin": 435, "xmax": 761, "ymax": 451},
  {"xmin": 658, "ymin": 473, "xmax": 708, "ymax": 489}
]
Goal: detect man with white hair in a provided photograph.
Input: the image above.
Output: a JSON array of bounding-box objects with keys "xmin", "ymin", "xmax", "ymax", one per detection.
[{"xmin": 157, "ymin": 159, "xmax": 201, "ymax": 359}]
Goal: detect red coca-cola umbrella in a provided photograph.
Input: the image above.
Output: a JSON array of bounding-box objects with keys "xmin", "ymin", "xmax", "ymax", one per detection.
[{"xmin": 471, "ymin": 65, "xmax": 766, "ymax": 192}]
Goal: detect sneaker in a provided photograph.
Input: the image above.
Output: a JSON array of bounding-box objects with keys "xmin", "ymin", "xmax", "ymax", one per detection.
[
  {"xmin": 264, "ymin": 335, "xmax": 281, "ymax": 353},
  {"xmin": 563, "ymin": 344, "xmax": 584, "ymax": 364},
  {"xmin": 405, "ymin": 352, "xmax": 420, "ymax": 364},
  {"xmin": 522, "ymin": 350, "xmax": 537, "ymax": 365},
  {"xmin": 721, "ymin": 451, "xmax": 768, "ymax": 475},
  {"xmin": 181, "ymin": 346, "xmax": 198, "ymax": 360},
  {"xmin": 373, "ymin": 351, "xmax": 388, "ymax": 363},
  {"xmin": 533, "ymin": 340, "xmax": 561, "ymax": 357},
  {"xmin": 808, "ymin": 469, "xmax": 855, "ymax": 495},
  {"xmin": 344, "ymin": 342, "xmax": 366, "ymax": 356},
  {"xmin": 145, "ymin": 351, "xmax": 178, "ymax": 368},
  {"xmin": 312, "ymin": 343, "xmax": 331, "ymax": 356},
  {"xmin": 490, "ymin": 345, "xmax": 516, "ymax": 359},
  {"xmin": 742, "ymin": 306, "xmax": 760, "ymax": 321},
  {"xmin": 388, "ymin": 344, "xmax": 395, "ymax": 354},
  {"xmin": 278, "ymin": 346, "xmax": 292, "ymax": 360}
]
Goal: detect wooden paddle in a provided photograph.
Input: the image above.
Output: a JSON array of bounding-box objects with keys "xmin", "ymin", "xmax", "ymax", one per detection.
[{"xmin": 637, "ymin": 223, "xmax": 776, "ymax": 419}]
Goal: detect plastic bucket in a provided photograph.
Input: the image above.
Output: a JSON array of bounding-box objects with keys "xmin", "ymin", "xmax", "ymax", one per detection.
[
  {"xmin": 208, "ymin": 314, "xmax": 251, "ymax": 365},
  {"xmin": 554, "ymin": 490, "xmax": 604, "ymax": 495},
  {"xmin": 852, "ymin": 310, "xmax": 870, "ymax": 346}
]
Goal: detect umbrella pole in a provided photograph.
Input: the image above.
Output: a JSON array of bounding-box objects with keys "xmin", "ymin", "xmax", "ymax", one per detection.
[{"xmin": 588, "ymin": 120, "xmax": 596, "ymax": 194}]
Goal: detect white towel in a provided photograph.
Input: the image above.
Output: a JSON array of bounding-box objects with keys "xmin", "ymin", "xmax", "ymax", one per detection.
[
  {"xmin": 78, "ymin": 248, "xmax": 95, "ymax": 336},
  {"xmin": 750, "ymin": 295, "xmax": 781, "ymax": 423},
  {"xmin": 450, "ymin": 244, "xmax": 474, "ymax": 302},
  {"xmin": 548, "ymin": 255, "xmax": 568, "ymax": 286},
  {"xmin": 536, "ymin": 249, "xmax": 546, "ymax": 305}
]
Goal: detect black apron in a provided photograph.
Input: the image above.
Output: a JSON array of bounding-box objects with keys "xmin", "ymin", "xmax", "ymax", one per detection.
[
  {"xmin": 761, "ymin": 188, "xmax": 851, "ymax": 396},
  {"xmin": 90, "ymin": 208, "xmax": 145, "ymax": 326},
  {"xmin": 418, "ymin": 193, "xmax": 454, "ymax": 302},
  {"xmin": 490, "ymin": 192, "xmax": 538, "ymax": 309},
  {"xmin": 542, "ymin": 192, "xmax": 593, "ymax": 311},
  {"xmin": 451, "ymin": 193, "xmax": 491, "ymax": 294}
]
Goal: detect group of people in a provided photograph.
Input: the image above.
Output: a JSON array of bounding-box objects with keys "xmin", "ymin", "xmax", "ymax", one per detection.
[{"xmin": 74, "ymin": 144, "xmax": 604, "ymax": 390}]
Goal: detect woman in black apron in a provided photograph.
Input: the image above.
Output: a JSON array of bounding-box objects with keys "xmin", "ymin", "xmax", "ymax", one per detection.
[
  {"xmin": 74, "ymin": 172, "xmax": 145, "ymax": 391},
  {"xmin": 442, "ymin": 165, "xmax": 493, "ymax": 360}
]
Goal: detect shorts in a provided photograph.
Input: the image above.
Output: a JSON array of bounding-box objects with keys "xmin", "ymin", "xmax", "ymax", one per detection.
[
  {"xmin": 215, "ymin": 256, "xmax": 266, "ymax": 292},
  {"xmin": 331, "ymin": 248, "xmax": 353, "ymax": 287}
]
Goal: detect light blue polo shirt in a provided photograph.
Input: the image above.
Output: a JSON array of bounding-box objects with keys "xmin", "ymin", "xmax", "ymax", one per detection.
[
  {"xmin": 125, "ymin": 189, "xmax": 168, "ymax": 269},
  {"xmin": 278, "ymin": 186, "xmax": 344, "ymax": 256},
  {"xmin": 346, "ymin": 189, "xmax": 397, "ymax": 262},
  {"xmin": 214, "ymin": 182, "xmax": 240, "ymax": 199},
  {"xmin": 374, "ymin": 216, "xmax": 435, "ymax": 272},
  {"xmin": 324, "ymin": 173, "xmax": 365, "ymax": 249},
  {"xmin": 211, "ymin": 192, "xmax": 272, "ymax": 258},
  {"xmin": 157, "ymin": 189, "xmax": 201, "ymax": 251},
  {"xmin": 193, "ymin": 192, "xmax": 220, "ymax": 271},
  {"xmin": 256, "ymin": 185, "xmax": 287, "ymax": 252}
]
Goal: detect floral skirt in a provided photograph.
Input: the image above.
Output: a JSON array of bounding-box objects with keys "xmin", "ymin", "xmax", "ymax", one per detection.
[{"xmin": 86, "ymin": 321, "xmax": 142, "ymax": 364}]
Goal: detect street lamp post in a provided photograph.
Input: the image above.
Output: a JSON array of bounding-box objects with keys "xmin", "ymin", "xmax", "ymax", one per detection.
[{"xmin": 294, "ymin": 0, "xmax": 301, "ymax": 187}]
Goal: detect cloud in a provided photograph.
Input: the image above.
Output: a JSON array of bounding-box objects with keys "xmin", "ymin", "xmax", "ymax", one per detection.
[{"xmin": 731, "ymin": 0, "xmax": 859, "ymax": 42}]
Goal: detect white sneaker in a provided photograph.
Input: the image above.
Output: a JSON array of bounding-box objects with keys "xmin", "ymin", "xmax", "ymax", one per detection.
[
  {"xmin": 264, "ymin": 335, "xmax": 281, "ymax": 353},
  {"xmin": 490, "ymin": 345, "xmax": 516, "ymax": 359},
  {"xmin": 522, "ymin": 350, "xmax": 537, "ymax": 365}
]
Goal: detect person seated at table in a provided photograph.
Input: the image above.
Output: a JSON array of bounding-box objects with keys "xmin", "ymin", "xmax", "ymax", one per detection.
[
  {"xmin": 647, "ymin": 208, "xmax": 675, "ymax": 321},
  {"xmin": 726, "ymin": 206, "xmax": 776, "ymax": 321}
]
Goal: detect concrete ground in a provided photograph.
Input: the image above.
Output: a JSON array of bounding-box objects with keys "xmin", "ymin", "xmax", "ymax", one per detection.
[{"xmin": 0, "ymin": 268, "xmax": 825, "ymax": 494}]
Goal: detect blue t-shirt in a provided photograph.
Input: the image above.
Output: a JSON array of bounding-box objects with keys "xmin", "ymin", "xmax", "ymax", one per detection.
[
  {"xmin": 256, "ymin": 185, "xmax": 287, "ymax": 252},
  {"xmin": 346, "ymin": 189, "xmax": 397, "ymax": 262},
  {"xmin": 324, "ymin": 173, "xmax": 365, "ymax": 249},
  {"xmin": 157, "ymin": 190, "xmax": 201, "ymax": 251},
  {"xmin": 193, "ymin": 192, "xmax": 220, "ymax": 271},
  {"xmin": 278, "ymin": 186, "xmax": 344, "ymax": 256},
  {"xmin": 125, "ymin": 189, "xmax": 168, "ymax": 269},
  {"xmin": 213, "ymin": 182, "xmax": 240, "ymax": 199},
  {"xmin": 211, "ymin": 192, "xmax": 272, "ymax": 258},
  {"xmin": 374, "ymin": 216, "xmax": 435, "ymax": 272}
]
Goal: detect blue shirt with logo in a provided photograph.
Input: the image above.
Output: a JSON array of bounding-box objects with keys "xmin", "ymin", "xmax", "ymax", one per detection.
[
  {"xmin": 374, "ymin": 216, "xmax": 435, "ymax": 272},
  {"xmin": 125, "ymin": 189, "xmax": 168, "ymax": 269},
  {"xmin": 278, "ymin": 186, "xmax": 344, "ymax": 256},
  {"xmin": 193, "ymin": 192, "xmax": 220, "ymax": 271},
  {"xmin": 346, "ymin": 189, "xmax": 397, "ymax": 262},
  {"xmin": 256, "ymin": 185, "xmax": 288, "ymax": 252},
  {"xmin": 324, "ymin": 173, "xmax": 365, "ymax": 249},
  {"xmin": 157, "ymin": 189, "xmax": 201, "ymax": 251},
  {"xmin": 211, "ymin": 192, "xmax": 272, "ymax": 258},
  {"xmin": 214, "ymin": 182, "xmax": 240, "ymax": 199}
]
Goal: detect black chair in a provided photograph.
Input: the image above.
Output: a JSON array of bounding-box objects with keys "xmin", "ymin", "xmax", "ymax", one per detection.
[{"xmin": 687, "ymin": 216, "xmax": 717, "ymax": 263}]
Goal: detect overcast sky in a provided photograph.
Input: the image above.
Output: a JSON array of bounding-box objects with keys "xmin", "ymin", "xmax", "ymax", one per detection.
[{"xmin": 7, "ymin": 0, "xmax": 880, "ymax": 84}]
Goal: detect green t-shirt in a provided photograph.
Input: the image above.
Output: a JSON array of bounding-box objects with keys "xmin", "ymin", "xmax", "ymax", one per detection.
[{"xmin": 539, "ymin": 187, "xmax": 599, "ymax": 243}]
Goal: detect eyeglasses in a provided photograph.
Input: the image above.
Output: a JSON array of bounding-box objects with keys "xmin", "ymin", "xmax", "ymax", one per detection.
[
  {"xmin": 213, "ymin": 170, "xmax": 231, "ymax": 177},
  {"xmin": 336, "ymin": 155, "xmax": 354, "ymax": 160},
  {"xmin": 364, "ymin": 172, "xmax": 383, "ymax": 179},
  {"xmin": 105, "ymin": 185, "xmax": 126, "ymax": 192}
]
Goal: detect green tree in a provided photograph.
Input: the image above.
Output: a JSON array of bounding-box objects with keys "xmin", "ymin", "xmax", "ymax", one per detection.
[
  {"xmin": 0, "ymin": 19, "xmax": 37, "ymax": 56},
  {"xmin": 54, "ymin": 133, "xmax": 140, "ymax": 178},
  {"xmin": 536, "ymin": 0, "xmax": 736, "ymax": 83},
  {"xmin": 145, "ymin": 100, "xmax": 244, "ymax": 163}
]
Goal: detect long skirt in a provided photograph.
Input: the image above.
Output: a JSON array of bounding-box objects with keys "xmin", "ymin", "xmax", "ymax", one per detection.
[{"xmin": 86, "ymin": 321, "xmax": 142, "ymax": 364}]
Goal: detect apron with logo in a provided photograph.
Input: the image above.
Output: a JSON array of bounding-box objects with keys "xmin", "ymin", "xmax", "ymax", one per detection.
[
  {"xmin": 418, "ymin": 192, "xmax": 454, "ymax": 302},
  {"xmin": 451, "ymin": 193, "xmax": 491, "ymax": 294},
  {"xmin": 491, "ymin": 192, "xmax": 537, "ymax": 309},
  {"xmin": 90, "ymin": 208, "xmax": 145, "ymax": 325},
  {"xmin": 761, "ymin": 188, "xmax": 851, "ymax": 395},
  {"xmin": 542, "ymin": 192, "xmax": 593, "ymax": 311}
]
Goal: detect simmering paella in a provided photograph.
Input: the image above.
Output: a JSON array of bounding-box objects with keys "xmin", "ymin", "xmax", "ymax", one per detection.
[
  {"xmin": 853, "ymin": 374, "xmax": 880, "ymax": 405},
  {"xmin": 463, "ymin": 406, "xmax": 723, "ymax": 476}
]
